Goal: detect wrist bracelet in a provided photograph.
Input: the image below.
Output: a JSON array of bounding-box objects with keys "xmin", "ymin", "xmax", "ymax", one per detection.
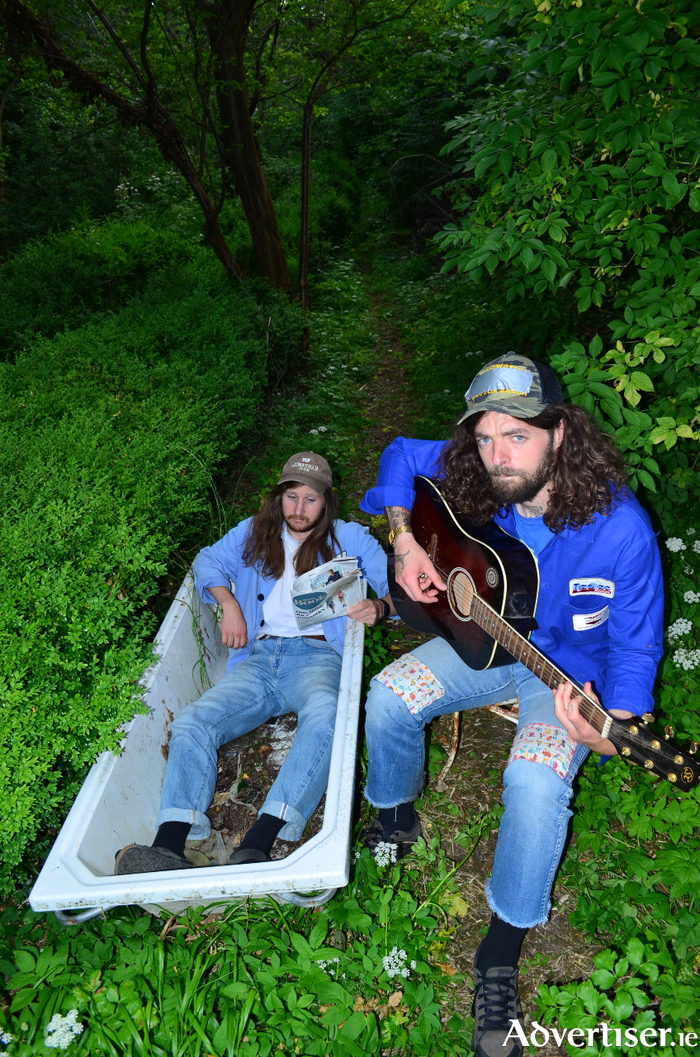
[
  {"xmin": 378, "ymin": 598, "xmax": 391, "ymax": 620},
  {"xmin": 388, "ymin": 524, "xmax": 413, "ymax": 546}
]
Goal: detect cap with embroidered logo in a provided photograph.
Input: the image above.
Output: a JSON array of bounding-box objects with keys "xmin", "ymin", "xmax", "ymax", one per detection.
[
  {"xmin": 458, "ymin": 354, "xmax": 564, "ymax": 424},
  {"xmin": 278, "ymin": 452, "xmax": 333, "ymax": 494}
]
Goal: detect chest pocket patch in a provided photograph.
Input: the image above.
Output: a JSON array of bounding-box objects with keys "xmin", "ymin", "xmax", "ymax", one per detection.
[
  {"xmin": 569, "ymin": 577, "xmax": 615, "ymax": 598},
  {"xmin": 572, "ymin": 605, "xmax": 609, "ymax": 631}
]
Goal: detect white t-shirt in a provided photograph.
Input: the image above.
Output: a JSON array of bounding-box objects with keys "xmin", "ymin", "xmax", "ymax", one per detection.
[{"xmin": 259, "ymin": 527, "xmax": 325, "ymax": 638}]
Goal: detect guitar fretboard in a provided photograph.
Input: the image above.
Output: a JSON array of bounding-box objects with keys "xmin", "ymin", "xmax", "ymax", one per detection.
[{"xmin": 456, "ymin": 586, "xmax": 612, "ymax": 739}]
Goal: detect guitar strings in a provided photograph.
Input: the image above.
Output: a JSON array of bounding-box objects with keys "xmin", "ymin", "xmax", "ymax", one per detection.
[{"xmin": 431, "ymin": 560, "xmax": 604, "ymax": 732}]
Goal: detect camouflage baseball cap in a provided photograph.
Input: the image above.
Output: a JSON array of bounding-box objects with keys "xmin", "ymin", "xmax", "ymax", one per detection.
[
  {"xmin": 457, "ymin": 354, "xmax": 564, "ymax": 423},
  {"xmin": 278, "ymin": 452, "xmax": 333, "ymax": 494}
]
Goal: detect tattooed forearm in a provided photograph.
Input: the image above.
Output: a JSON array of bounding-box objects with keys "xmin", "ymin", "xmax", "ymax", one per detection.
[{"xmin": 385, "ymin": 506, "xmax": 412, "ymax": 531}]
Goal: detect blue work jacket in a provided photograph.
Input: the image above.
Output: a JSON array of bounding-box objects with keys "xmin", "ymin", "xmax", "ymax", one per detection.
[
  {"xmin": 360, "ymin": 436, "xmax": 664, "ymax": 717},
  {"xmin": 193, "ymin": 518, "xmax": 389, "ymax": 672}
]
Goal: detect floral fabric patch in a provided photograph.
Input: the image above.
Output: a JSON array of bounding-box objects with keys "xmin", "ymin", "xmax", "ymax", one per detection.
[
  {"xmin": 508, "ymin": 722, "xmax": 576, "ymax": 780},
  {"xmin": 374, "ymin": 653, "xmax": 445, "ymax": 714}
]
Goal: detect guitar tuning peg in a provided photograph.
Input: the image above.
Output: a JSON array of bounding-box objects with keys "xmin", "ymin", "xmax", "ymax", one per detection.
[
  {"xmin": 641, "ymin": 713, "xmax": 655, "ymax": 725},
  {"xmin": 690, "ymin": 741, "xmax": 698, "ymax": 756},
  {"xmin": 664, "ymin": 725, "xmax": 675, "ymax": 740}
]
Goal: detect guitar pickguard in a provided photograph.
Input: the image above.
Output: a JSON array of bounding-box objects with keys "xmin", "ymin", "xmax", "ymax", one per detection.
[{"xmin": 389, "ymin": 476, "xmax": 539, "ymax": 670}]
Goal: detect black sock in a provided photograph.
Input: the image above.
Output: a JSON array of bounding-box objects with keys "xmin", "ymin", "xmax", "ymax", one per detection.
[
  {"xmin": 378, "ymin": 802, "xmax": 416, "ymax": 836},
  {"xmin": 476, "ymin": 913, "xmax": 528, "ymax": 972},
  {"xmin": 153, "ymin": 821, "xmax": 191, "ymax": 858},
  {"xmin": 238, "ymin": 813, "xmax": 287, "ymax": 855}
]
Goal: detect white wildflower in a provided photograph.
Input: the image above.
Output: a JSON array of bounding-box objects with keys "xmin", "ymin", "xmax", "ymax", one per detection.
[
  {"xmin": 309, "ymin": 429, "xmax": 319, "ymax": 434},
  {"xmin": 383, "ymin": 946, "xmax": 416, "ymax": 979},
  {"xmin": 317, "ymin": 425, "xmax": 328, "ymax": 432},
  {"xmin": 673, "ymin": 648, "xmax": 700, "ymax": 671},
  {"xmin": 687, "ymin": 528, "xmax": 696, "ymax": 536},
  {"xmin": 694, "ymin": 541, "xmax": 700, "ymax": 554},
  {"xmin": 44, "ymin": 1010, "xmax": 84, "ymax": 1050},
  {"xmin": 685, "ymin": 566, "xmax": 694, "ymax": 576},
  {"xmin": 0, "ymin": 1031, "xmax": 15, "ymax": 1044},
  {"xmin": 666, "ymin": 537, "xmax": 687, "ymax": 552},
  {"xmin": 666, "ymin": 618, "xmax": 693, "ymax": 641},
  {"xmin": 684, "ymin": 591, "xmax": 700, "ymax": 604},
  {"xmin": 316, "ymin": 957, "xmax": 340, "ymax": 976},
  {"xmin": 373, "ymin": 841, "xmax": 398, "ymax": 869}
]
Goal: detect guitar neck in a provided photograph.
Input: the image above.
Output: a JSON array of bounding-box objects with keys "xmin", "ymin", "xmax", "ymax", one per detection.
[{"xmin": 469, "ymin": 594, "xmax": 613, "ymax": 739}]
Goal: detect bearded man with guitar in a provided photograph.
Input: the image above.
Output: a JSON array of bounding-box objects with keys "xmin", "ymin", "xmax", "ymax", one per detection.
[{"xmin": 358, "ymin": 354, "xmax": 665, "ymax": 1057}]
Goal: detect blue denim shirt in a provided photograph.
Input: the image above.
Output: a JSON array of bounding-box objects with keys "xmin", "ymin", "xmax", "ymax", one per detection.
[
  {"xmin": 194, "ymin": 519, "xmax": 389, "ymax": 672},
  {"xmin": 359, "ymin": 436, "xmax": 664, "ymax": 717}
]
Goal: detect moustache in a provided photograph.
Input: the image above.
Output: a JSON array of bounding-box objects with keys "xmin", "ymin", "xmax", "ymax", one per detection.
[{"xmin": 490, "ymin": 468, "xmax": 526, "ymax": 479}]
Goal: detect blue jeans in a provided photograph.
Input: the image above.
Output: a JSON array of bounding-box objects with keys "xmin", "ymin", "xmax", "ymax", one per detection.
[
  {"xmin": 158, "ymin": 637, "xmax": 343, "ymax": 842},
  {"xmin": 364, "ymin": 637, "xmax": 589, "ymax": 928}
]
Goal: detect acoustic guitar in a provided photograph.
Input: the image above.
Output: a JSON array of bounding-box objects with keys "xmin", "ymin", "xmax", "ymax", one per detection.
[{"xmin": 388, "ymin": 475, "xmax": 700, "ymax": 791}]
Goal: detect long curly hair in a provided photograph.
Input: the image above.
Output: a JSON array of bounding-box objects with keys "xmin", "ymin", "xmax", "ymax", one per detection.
[
  {"xmin": 241, "ymin": 481, "xmax": 341, "ymax": 579},
  {"xmin": 438, "ymin": 404, "xmax": 628, "ymax": 532}
]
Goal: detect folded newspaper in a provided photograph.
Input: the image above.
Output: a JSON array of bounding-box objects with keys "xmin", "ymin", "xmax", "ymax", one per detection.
[{"xmin": 292, "ymin": 556, "xmax": 363, "ymax": 630}]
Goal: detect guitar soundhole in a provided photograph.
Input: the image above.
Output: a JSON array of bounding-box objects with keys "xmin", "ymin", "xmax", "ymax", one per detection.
[{"xmin": 447, "ymin": 568, "xmax": 475, "ymax": 621}]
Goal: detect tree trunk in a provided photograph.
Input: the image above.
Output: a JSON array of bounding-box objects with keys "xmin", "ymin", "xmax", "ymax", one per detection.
[
  {"xmin": 2, "ymin": 0, "xmax": 245, "ymax": 279},
  {"xmin": 201, "ymin": 0, "xmax": 293, "ymax": 295}
]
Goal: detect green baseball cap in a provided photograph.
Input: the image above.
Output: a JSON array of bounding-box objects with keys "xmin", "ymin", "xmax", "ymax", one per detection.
[
  {"xmin": 278, "ymin": 452, "xmax": 333, "ymax": 494},
  {"xmin": 458, "ymin": 354, "xmax": 564, "ymax": 424}
]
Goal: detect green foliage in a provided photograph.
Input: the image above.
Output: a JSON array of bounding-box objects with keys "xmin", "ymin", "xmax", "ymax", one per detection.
[
  {"xmin": 0, "ymin": 228, "xmax": 302, "ymax": 895},
  {"xmin": 0, "ymin": 832, "xmax": 477, "ymax": 1056},
  {"xmin": 0, "ymin": 217, "xmax": 201, "ymax": 360},
  {"xmin": 0, "ymin": 82, "xmax": 156, "ymax": 255},
  {"xmin": 435, "ymin": 0, "xmax": 700, "ymax": 506}
]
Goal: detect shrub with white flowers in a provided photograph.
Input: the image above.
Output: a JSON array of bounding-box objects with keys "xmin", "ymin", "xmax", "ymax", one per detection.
[
  {"xmin": 672, "ymin": 648, "xmax": 700, "ymax": 672},
  {"xmin": 684, "ymin": 591, "xmax": 700, "ymax": 605},
  {"xmin": 44, "ymin": 1010, "xmax": 84, "ymax": 1050},
  {"xmin": 373, "ymin": 841, "xmax": 398, "ymax": 869},
  {"xmin": 666, "ymin": 537, "xmax": 687, "ymax": 553},
  {"xmin": 382, "ymin": 946, "xmax": 417, "ymax": 979},
  {"xmin": 667, "ymin": 618, "xmax": 693, "ymax": 642}
]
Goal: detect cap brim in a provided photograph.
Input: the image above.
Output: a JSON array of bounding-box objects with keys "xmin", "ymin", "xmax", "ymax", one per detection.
[{"xmin": 457, "ymin": 396, "xmax": 550, "ymax": 425}]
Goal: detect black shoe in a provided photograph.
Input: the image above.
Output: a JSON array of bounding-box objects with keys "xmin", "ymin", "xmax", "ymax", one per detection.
[
  {"xmin": 114, "ymin": 844, "xmax": 196, "ymax": 875},
  {"xmin": 361, "ymin": 815, "xmax": 422, "ymax": 865},
  {"xmin": 228, "ymin": 847, "xmax": 271, "ymax": 866},
  {"xmin": 472, "ymin": 963, "xmax": 524, "ymax": 1057}
]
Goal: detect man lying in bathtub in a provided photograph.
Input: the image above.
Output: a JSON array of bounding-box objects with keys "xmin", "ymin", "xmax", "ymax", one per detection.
[{"xmin": 115, "ymin": 452, "xmax": 391, "ymax": 874}]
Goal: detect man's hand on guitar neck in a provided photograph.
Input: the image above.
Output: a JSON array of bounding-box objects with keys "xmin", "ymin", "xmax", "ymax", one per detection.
[
  {"xmin": 385, "ymin": 506, "xmax": 447, "ymax": 603},
  {"xmin": 553, "ymin": 680, "xmax": 633, "ymax": 757}
]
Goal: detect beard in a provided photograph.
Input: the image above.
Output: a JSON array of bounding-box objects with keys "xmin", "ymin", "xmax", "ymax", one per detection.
[
  {"xmin": 489, "ymin": 435, "xmax": 557, "ymax": 507},
  {"xmin": 285, "ymin": 512, "xmax": 322, "ymax": 535}
]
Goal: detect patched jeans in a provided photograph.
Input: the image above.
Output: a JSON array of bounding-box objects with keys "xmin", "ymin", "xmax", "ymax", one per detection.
[
  {"xmin": 158, "ymin": 637, "xmax": 343, "ymax": 842},
  {"xmin": 364, "ymin": 636, "xmax": 589, "ymax": 928}
]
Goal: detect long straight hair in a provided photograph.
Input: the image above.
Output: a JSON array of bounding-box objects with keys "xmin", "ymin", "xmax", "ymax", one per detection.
[{"xmin": 241, "ymin": 481, "xmax": 341, "ymax": 579}]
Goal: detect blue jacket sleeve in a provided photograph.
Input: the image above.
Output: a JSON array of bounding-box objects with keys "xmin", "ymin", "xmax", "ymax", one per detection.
[
  {"xmin": 360, "ymin": 437, "xmax": 448, "ymax": 515},
  {"xmin": 192, "ymin": 519, "xmax": 253, "ymax": 604},
  {"xmin": 335, "ymin": 521, "xmax": 389, "ymax": 597},
  {"xmin": 598, "ymin": 521, "xmax": 664, "ymax": 717}
]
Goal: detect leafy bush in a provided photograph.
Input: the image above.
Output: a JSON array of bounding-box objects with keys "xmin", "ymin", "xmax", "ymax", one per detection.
[
  {"xmin": 0, "ymin": 219, "xmax": 199, "ymax": 360},
  {"xmin": 435, "ymin": 0, "xmax": 700, "ymax": 506},
  {"xmin": 0, "ymin": 253, "xmax": 299, "ymax": 895}
]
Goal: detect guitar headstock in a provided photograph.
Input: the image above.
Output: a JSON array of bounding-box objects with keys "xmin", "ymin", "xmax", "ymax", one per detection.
[{"xmin": 608, "ymin": 714, "xmax": 700, "ymax": 791}]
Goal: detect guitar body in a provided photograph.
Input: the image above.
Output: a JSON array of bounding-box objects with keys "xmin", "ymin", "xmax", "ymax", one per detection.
[{"xmin": 389, "ymin": 475, "xmax": 540, "ymax": 670}]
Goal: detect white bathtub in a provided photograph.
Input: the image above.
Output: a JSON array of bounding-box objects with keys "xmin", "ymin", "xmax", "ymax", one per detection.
[{"xmin": 29, "ymin": 574, "xmax": 366, "ymax": 922}]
